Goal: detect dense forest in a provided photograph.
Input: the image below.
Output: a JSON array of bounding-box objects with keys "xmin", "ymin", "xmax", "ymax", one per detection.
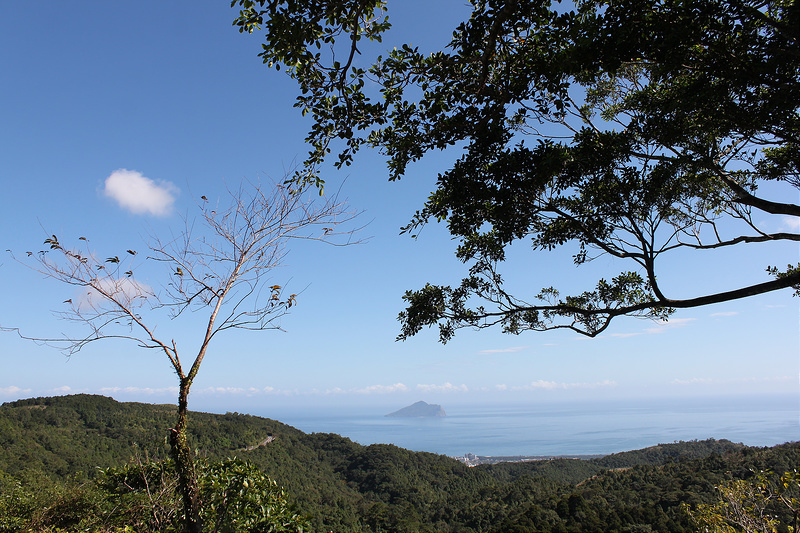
[{"xmin": 0, "ymin": 394, "xmax": 797, "ymax": 532}]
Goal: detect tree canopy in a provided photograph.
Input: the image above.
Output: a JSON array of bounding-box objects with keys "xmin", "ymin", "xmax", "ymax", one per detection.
[
  {"xmin": 2, "ymin": 395, "xmax": 799, "ymax": 532},
  {"xmin": 234, "ymin": 0, "xmax": 800, "ymax": 339}
]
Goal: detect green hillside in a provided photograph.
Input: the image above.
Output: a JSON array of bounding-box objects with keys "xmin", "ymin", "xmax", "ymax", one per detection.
[{"xmin": 1, "ymin": 395, "xmax": 797, "ymax": 532}]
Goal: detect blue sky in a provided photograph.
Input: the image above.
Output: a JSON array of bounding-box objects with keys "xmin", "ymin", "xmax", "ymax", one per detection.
[{"xmin": 0, "ymin": 1, "xmax": 798, "ymax": 421}]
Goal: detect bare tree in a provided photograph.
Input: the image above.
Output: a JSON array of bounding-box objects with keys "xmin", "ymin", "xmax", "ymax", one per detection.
[{"xmin": 5, "ymin": 180, "xmax": 357, "ymax": 532}]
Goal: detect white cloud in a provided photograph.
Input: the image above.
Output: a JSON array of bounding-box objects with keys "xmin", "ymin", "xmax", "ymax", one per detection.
[
  {"xmin": 77, "ymin": 277, "xmax": 154, "ymax": 311},
  {"xmin": 516, "ymin": 379, "xmax": 617, "ymax": 391},
  {"xmin": 608, "ymin": 332, "xmax": 643, "ymax": 338},
  {"xmin": 186, "ymin": 384, "xmax": 410, "ymax": 397},
  {"xmin": 644, "ymin": 317, "xmax": 696, "ymax": 334},
  {"xmin": 100, "ymin": 386, "xmax": 178, "ymax": 395},
  {"xmin": 479, "ymin": 346, "xmax": 528, "ymax": 354},
  {"xmin": 183, "ymin": 386, "xmax": 284, "ymax": 396},
  {"xmin": 710, "ymin": 311, "xmax": 739, "ymax": 317},
  {"xmin": 103, "ymin": 169, "xmax": 178, "ymax": 216},
  {"xmin": 354, "ymin": 383, "xmax": 409, "ymax": 394},
  {"xmin": 671, "ymin": 376, "xmax": 795, "ymax": 386},
  {"xmin": 196, "ymin": 386, "xmax": 261, "ymax": 395},
  {"xmin": 782, "ymin": 215, "xmax": 800, "ymax": 231},
  {"xmin": 671, "ymin": 377, "xmax": 716, "ymax": 386},
  {"xmin": 525, "ymin": 380, "xmax": 561, "ymax": 390},
  {"xmin": 0, "ymin": 386, "xmax": 32, "ymax": 396},
  {"xmin": 416, "ymin": 382, "xmax": 469, "ymax": 393},
  {"xmin": 321, "ymin": 383, "xmax": 410, "ymax": 395},
  {"xmin": 610, "ymin": 317, "xmax": 697, "ymax": 338}
]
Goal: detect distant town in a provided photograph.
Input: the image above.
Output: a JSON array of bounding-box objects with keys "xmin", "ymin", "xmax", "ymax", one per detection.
[{"xmin": 452, "ymin": 453, "xmax": 607, "ymax": 466}]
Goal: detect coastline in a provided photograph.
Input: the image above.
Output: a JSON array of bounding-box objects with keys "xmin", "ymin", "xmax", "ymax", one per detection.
[
  {"xmin": 452, "ymin": 453, "xmax": 607, "ymax": 466},
  {"xmin": 257, "ymin": 394, "xmax": 799, "ymax": 458}
]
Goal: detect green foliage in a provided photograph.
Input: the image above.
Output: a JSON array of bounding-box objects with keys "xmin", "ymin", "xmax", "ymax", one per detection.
[
  {"xmin": 0, "ymin": 471, "xmax": 124, "ymax": 533},
  {"xmin": 0, "ymin": 473, "xmax": 36, "ymax": 532},
  {"xmin": 0, "ymin": 395, "xmax": 307, "ymax": 482},
  {"xmin": 594, "ymin": 439, "xmax": 746, "ymax": 469},
  {"xmin": 2, "ymin": 395, "xmax": 799, "ymax": 532},
  {"xmin": 2, "ymin": 456, "xmax": 309, "ymax": 533},
  {"xmin": 200, "ymin": 459, "xmax": 309, "ymax": 533},
  {"xmin": 238, "ymin": 0, "xmax": 800, "ymax": 339},
  {"xmin": 99, "ymin": 459, "xmax": 181, "ymax": 530},
  {"xmin": 232, "ymin": 0, "xmax": 391, "ymax": 190},
  {"xmin": 686, "ymin": 470, "xmax": 800, "ymax": 533}
]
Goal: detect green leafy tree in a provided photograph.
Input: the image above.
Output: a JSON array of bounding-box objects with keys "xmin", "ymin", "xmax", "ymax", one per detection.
[
  {"xmin": 686, "ymin": 470, "xmax": 800, "ymax": 533},
  {"xmin": 5, "ymin": 183, "xmax": 355, "ymax": 531},
  {"xmin": 234, "ymin": 0, "xmax": 800, "ymax": 339},
  {"xmin": 0, "ymin": 458, "xmax": 309, "ymax": 532},
  {"xmin": 200, "ymin": 459, "xmax": 310, "ymax": 533}
]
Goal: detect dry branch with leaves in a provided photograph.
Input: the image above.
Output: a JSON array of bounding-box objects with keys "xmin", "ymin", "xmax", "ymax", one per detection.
[{"xmin": 4, "ymin": 180, "xmax": 358, "ymax": 532}]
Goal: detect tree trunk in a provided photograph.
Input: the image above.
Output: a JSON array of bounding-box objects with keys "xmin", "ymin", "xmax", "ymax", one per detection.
[{"xmin": 170, "ymin": 378, "xmax": 202, "ymax": 533}]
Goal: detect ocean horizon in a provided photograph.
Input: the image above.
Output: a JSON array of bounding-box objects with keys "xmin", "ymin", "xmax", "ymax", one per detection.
[{"xmin": 252, "ymin": 394, "xmax": 799, "ymax": 457}]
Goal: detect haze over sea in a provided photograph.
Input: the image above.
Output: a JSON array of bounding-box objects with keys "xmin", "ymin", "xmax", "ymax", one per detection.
[{"xmin": 256, "ymin": 394, "xmax": 799, "ymax": 457}]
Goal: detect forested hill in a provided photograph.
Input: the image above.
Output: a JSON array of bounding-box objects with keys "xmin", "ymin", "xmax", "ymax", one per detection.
[
  {"xmin": 0, "ymin": 394, "xmax": 305, "ymax": 480},
  {"xmin": 2, "ymin": 394, "xmax": 798, "ymax": 532}
]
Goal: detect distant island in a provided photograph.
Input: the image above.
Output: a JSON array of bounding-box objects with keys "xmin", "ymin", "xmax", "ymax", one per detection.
[{"xmin": 385, "ymin": 401, "xmax": 446, "ymax": 418}]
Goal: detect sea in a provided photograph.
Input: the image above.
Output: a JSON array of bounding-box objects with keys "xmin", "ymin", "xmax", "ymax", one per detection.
[{"xmin": 255, "ymin": 394, "xmax": 799, "ymax": 458}]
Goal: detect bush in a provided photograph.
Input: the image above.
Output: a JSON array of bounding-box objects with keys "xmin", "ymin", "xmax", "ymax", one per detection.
[
  {"xmin": 200, "ymin": 459, "xmax": 310, "ymax": 533},
  {"xmin": 0, "ymin": 459, "xmax": 309, "ymax": 533}
]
